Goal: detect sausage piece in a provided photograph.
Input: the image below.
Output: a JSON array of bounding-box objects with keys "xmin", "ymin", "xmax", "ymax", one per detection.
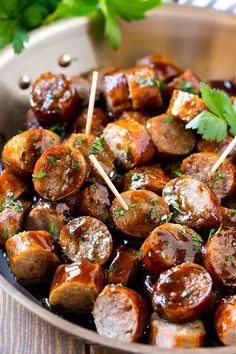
[
  {"xmin": 49, "ymin": 262, "xmax": 104, "ymax": 313},
  {"xmin": 0, "ymin": 199, "xmax": 31, "ymax": 247},
  {"xmin": 76, "ymin": 183, "xmax": 112, "ymax": 225},
  {"xmin": 215, "ymin": 295, "xmax": 236, "ymax": 346},
  {"xmin": 152, "ymin": 262, "xmax": 212, "ymax": 322},
  {"xmin": 0, "ymin": 169, "xmax": 29, "ymax": 204},
  {"xmin": 2, "ymin": 129, "xmax": 61, "ymax": 176},
  {"xmin": 73, "ymin": 107, "xmax": 109, "ymax": 135},
  {"xmin": 221, "ymin": 207, "xmax": 236, "ymax": 231},
  {"xmin": 140, "ymin": 223, "xmax": 203, "ymax": 276},
  {"xmin": 30, "ymin": 72, "xmax": 79, "ymax": 125},
  {"xmin": 163, "ymin": 69, "xmax": 201, "ymax": 98},
  {"xmin": 146, "ymin": 114, "xmax": 196, "ymax": 158},
  {"xmin": 25, "ymin": 199, "xmax": 71, "ymax": 242},
  {"xmin": 111, "ymin": 190, "xmax": 170, "ymax": 239},
  {"xmin": 119, "ymin": 110, "xmax": 149, "ymax": 125},
  {"xmin": 203, "ymin": 229, "xmax": 236, "ymax": 289},
  {"xmin": 103, "ymin": 119, "xmax": 154, "ymax": 170},
  {"xmin": 136, "ymin": 54, "xmax": 182, "ymax": 82},
  {"xmin": 149, "ymin": 312, "xmax": 205, "ymax": 348},
  {"xmin": 33, "ymin": 145, "xmax": 87, "ymax": 201},
  {"xmin": 181, "ymin": 152, "xmax": 236, "ymax": 199},
  {"xmin": 93, "ymin": 284, "xmax": 148, "ymax": 342},
  {"xmin": 6, "ymin": 231, "xmax": 60, "ymax": 282},
  {"xmin": 162, "ymin": 176, "xmax": 222, "ymax": 228},
  {"xmin": 107, "ymin": 245, "xmax": 139, "ymax": 286},
  {"xmin": 167, "ymin": 90, "xmax": 205, "ymax": 123},
  {"xmin": 123, "ymin": 166, "xmax": 170, "ymax": 194},
  {"xmin": 59, "ymin": 216, "xmax": 113, "ymax": 265},
  {"xmin": 125, "ymin": 67, "xmax": 163, "ymax": 110}
]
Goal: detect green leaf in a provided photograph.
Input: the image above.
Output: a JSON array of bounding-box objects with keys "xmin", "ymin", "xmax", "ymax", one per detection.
[
  {"xmin": 12, "ymin": 28, "xmax": 29, "ymax": 53},
  {"xmin": 99, "ymin": 0, "xmax": 121, "ymax": 49},
  {"xmin": 200, "ymin": 82, "xmax": 229, "ymax": 118},
  {"xmin": 46, "ymin": 0, "xmax": 97, "ymax": 22},
  {"xmin": 186, "ymin": 110, "xmax": 228, "ymax": 142}
]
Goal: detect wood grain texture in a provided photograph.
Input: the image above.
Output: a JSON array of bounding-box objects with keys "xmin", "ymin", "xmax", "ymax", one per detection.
[{"xmin": 0, "ymin": 290, "xmax": 113, "ymax": 354}]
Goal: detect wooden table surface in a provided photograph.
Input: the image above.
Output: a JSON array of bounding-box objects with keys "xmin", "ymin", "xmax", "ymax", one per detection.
[{"xmin": 0, "ymin": 289, "xmax": 113, "ymax": 354}]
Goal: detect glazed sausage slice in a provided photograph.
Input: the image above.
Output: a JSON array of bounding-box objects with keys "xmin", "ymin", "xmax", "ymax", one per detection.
[
  {"xmin": 0, "ymin": 199, "xmax": 31, "ymax": 247},
  {"xmin": 2, "ymin": 129, "xmax": 61, "ymax": 176},
  {"xmin": 26, "ymin": 199, "xmax": 71, "ymax": 242},
  {"xmin": 180, "ymin": 152, "xmax": 236, "ymax": 199},
  {"xmin": 163, "ymin": 69, "xmax": 201, "ymax": 98},
  {"xmin": 152, "ymin": 262, "xmax": 212, "ymax": 322},
  {"xmin": 203, "ymin": 229, "xmax": 236, "ymax": 289},
  {"xmin": 162, "ymin": 176, "xmax": 222, "ymax": 228},
  {"xmin": 71, "ymin": 75, "xmax": 91, "ymax": 107},
  {"xmin": 0, "ymin": 169, "xmax": 29, "ymax": 204},
  {"xmin": 111, "ymin": 190, "xmax": 170, "ymax": 239},
  {"xmin": 73, "ymin": 107, "xmax": 109, "ymax": 135},
  {"xmin": 49, "ymin": 262, "xmax": 104, "ymax": 313},
  {"xmin": 93, "ymin": 284, "xmax": 148, "ymax": 342},
  {"xmin": 6, "ymin": 231, "xmax": 60, "ymax": 282},
  {"xmin": 33, "ymin": 145, "xmax": 87, "ymax": 201},
  {"xmin": 123, "ymin": 166, "xmax": 170, "ymax": 194},
  {"xmin": 221, "ymin": 207, "xmax": 236, "ymax": 231},
  {"xmin": 107, "ymin": 245, "xmax": 139, "ymax": 286},
  {"xmin": 167, "ymin": 90, "xmax": 205, "ymax": 123},
  {"xmin": 140, "ymin": 223, "xmax": 203, "ymax": 276},
  {"xmin": 197, "ymin": 135, "xmax": 236, "ymax": 164},
  {"xmin": 30, "ymin": 72, "xmax": 79, "ymax": 125},
  {"xmin": 125, "ymin": 67, "xmax": 163, "ymax": 110},
  {"xmin": 119, "ymin": 110, "xmax": 149, "ymax": 125},
  {"xmin": 149, "ymin": 312, "xmax": 205, "ymax": 348},
  {"xmin": 215, "ymin": 295, "xmax": 236, "ymax": 346},
  {"xmin": 103, "ymin": 119, "xmax": 154, "ymax": 170},
  {"xmin": 76, "ymin": 183, "xmax": 112, "ymax": 225},
  {"xmin": 136, "ymin": 54, "xmax": 182, "ymax": 82},
  {"xmin": 146, "ymin": 114, "xmax": 196, "ymax": 158},
  {"xmin": 104, "ymin": 72, "xmax": 131, "ymax": 116},
  {"xmin": 59, "ymin": 216, "xmax": 113, "ymax": 265}
]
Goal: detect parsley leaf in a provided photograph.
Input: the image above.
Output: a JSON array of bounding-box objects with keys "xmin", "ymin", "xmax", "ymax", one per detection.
[{"xmin": 179, "ymin": 81, "xmax": 197, "ymax": 94}]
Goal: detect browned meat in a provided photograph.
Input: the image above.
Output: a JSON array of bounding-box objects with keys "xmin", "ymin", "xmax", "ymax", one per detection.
[
  {"xmin": 221, "ymin": 207, "xmax": 236, "ymax": 231},
  {"xmin": 163, "ymin": 69, "xmax": 201, "ymax": 98},
  {"xmin": 0, "ymin": 169, "xmax": 29, "ymax": 204},
  {"xmin": 93, "ymin": 284, "xmax": 148, "ymax": 342},
  {"xmin": 119, "ymin": 110, "xmax": 149, "ymax": 125},
  {"xmin": 152, "ymin": 262, "xmax": 212, "ymax": 322},
  {"xmin": 215, "ymin": 295, "xmax": 236, "ymax": 346},
  {"xmin": 73, "ymin": 107, "xmax": 109, "ymax": 135},
  {"xmin": 49, "ymin": 262, "xmax": 104, "ymax": 313},
  {"xmin": 196, "ymin": 136, "xmax": 236, "ymax": 164}
]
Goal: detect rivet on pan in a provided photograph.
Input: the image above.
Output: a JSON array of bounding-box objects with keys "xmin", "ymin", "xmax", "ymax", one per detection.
[
  {"xmin": 58, "ymin": 54, "xmax": 72, "ymax": 67},
  {"xmin": 18, "ymin": 74, "xmax": 31, "ymax": 89}
]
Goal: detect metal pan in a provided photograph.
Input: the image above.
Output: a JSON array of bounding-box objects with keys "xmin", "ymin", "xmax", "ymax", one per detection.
[{"xmin": 0, "ymin": 4, "xmax": 236, "ymax": 353}]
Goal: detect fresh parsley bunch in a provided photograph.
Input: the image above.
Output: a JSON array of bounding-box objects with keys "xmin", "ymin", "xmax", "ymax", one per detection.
[
  {"xmin": 186, "ymin": 83, "xmax": 236, "ymax": 142},
  {"xmin": 0, "ymin": 0, "xmax": 162, "ymax": 54}
]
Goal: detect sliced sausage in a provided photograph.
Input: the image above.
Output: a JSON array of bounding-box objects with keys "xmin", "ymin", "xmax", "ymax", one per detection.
[
  {"xmin": 49, "ymin": 262, "xmax": 104, "ymax": 313},
  {"xmin": 123, "ymin": 166, "xmax": 170, "ymax": 194},
  {"xmin": 0, "ymin": 169, "xmax": 29, "ymax": 204},
  {"xmin": 180, "ymin": 152, "xmax": 236, "ymax": 199},
  {"xmin": 76, "ymin": 183, "xmax": 112, "ymax": 225},
  {"xmin": 167, "ymin": 89, "xmax": 205, "ymax": 123},
  {"xmin": 0, "ymin": 199, "xmax": 31, "ymax": 247},
  {"xmin": 107, "ymin": 245, "xmax": 139, "ymax": 286},
  {"xmin": 146, "ymin": 114, "xmax": 196, "ymax": 158},
  {"xmin": 125, "ymin": 66, "xmax": 163, "ymax": 110},
  {"xmin": 152, "ymin": 262, "xmax": 212, "ymax": 322},
  {"xmin": 59, "ymin": 216, "xmax": 113, "ymax": 265},
  {"xmin": 119, "ymin": 110, "xmax": 149, "ymax": 125},
  {"xmin": 203, "ymin": 229, "xmax": 236, "ymax": 289},
  {"xmin": 71, "ymin": 75, "xmax": 92, "ymax": 107},
  {"xmin": 104, "ymin": 71, "xmax": 131, "ymax": 116},
  {"xmin": 30, "ymin": 72, "xmax": 79, "ymax": 125},
  {"xmin": 93, "ymin": 284, "xmax": 148, "ymax": 342},
  {"xmin": 25, "ymin": 199, "xmax": 71, "ymax": 242},
  {"xmin": 33, "ymin": 144, "xmax": 87, "ymax": 201},
  {"xmin": 221, "ymin": 207, "xmax": 236, "ymax": 231},
  {"xmin": 149, "ymin": 312, "xmax": 205, "ymax": 348},
  {"xmin": 163, "ymin": 69, "xmax": 201, "ymax": 98},
  {"xmin": 162, "ymin": 176, "xmax": 222, "ymax": 228},
  {"xmin": 140, "ymin": 223, "xmax": 203, "ymax": 276},
  {"xmin": 215, "ymin": 295, "xmax": 236, "ymax": 346},
  {"xmin": 2, "ymin": 129, "xmax": 61, "ymax": 176},
  {"xmin": 103, "ymin": 119, "xmax": 154, "ymax": 170},
  {"xmin": 73, "ymin": 107, "xmax": 109, "ymax": 135},
  {"xmin": 6, "ymin": 230, "xmax": 60, "ymax": 282},
  {"xmin": 136, "ymin": 54, "xmax": 182, "ymax": 82},
  {"xmin": 111, "ymin": 190, "xmax": 170, "ymax": 239}
]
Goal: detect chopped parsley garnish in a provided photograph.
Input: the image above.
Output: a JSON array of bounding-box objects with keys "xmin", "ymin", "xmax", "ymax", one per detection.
[
  {"xmin": 225, "ymin": 255, "xmax": 233, "ymax": 265},
  {"xmin": 9, "ymin": 249, "xmax": 13, "ymax": 257},
  {"xmin": 179, "ymin": 81, "xmax": 198, "ymax": 94},
  {"xmin": 101, "ymin": 210, "xmax": 110, "ymax": 222},
  {"xmin": 216, "ymin": 172, "xmax": 224, "ymax": 180},
  {"xmin": 173, "ymin": 169, "xmax": 183, "ymax": 177},
  {"xmin": 126, "ymin": 148, "xmax": 132, "ymax": 161},
  {"xmin": 136, "ymin": 77, "xmax": 165, "ymax": 89},
  {"xmin": 71, "ymin": 162, "xmax": 80, "ymax": 171},
  {"xmin": 192, "ymin": 234, "xmax": 202, "ymax": 251},
  {"xmin": 50, "ymin": 123, "xmax": 67, "ymax": 140},
  {"xmin": 164, "ymin": 192, "xmax": 182, "ymax": 214},
  {"xmin": 49, "ymin": 222, "xmax": 55, "ymax": 237},
  {"xmin": 114, "ymin": 209, "xmax": 125, "ymax": 218},
  {"xmin": 208, "ymin": 225, "xmax": 223, "ymax": 241},
  {"xmin": 160, "ymin": 213, "xmax": 173, "ymax": 223},
  {"xmin": 147, "ymin": 198, "xmax": 158, "ymax": 207},
  {"xmin": 47, "ymin": 155, "xmax": 60, "ymax": 164},
  {"xmin": 129, "ymin": 203, "xmax": 136, "ymax": 209},
  {"xmin": 0, "ymin": 193, "xmax": 24, "ymax": 213},
  {"xmin": 33, "ymin": 171, "xmax": 47, "ymax": 179},
  {"xmin": 163, "ymin": 116, "xmax": 174, "ymax": 123},
  {"xmin": 89, "ymin": 136, "xmax": 104, "ymax": 155},
  {"xmin": 1, "ymin": 227, "xmax": 8, "ymax": 240},
  {"xmin": 148, "ymin": 251, "xmax": 152, "ymax": 257},
  {"xmin": 131, "ymin": 172, "xmax": 142, "ymax": 182},
  {"xmin": 77, "ymin": 136, "xmax": 83, "ymax": 146},
  {"xmin": 181, "ymin": 289, "xmax": 193, "ymax": 298}
]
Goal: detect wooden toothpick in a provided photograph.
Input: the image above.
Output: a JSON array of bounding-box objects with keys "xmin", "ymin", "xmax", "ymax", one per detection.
[
  {"xmin": 89, "ymin": 154, "xmax": 129, "ymax": 211},
  {"xmin": 85, "ymin": 71, "xmax": 98, "ymax": 135},
  {"xmin": 211, "ymin": 135, "xmax": 236, "ymax": 173}
]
